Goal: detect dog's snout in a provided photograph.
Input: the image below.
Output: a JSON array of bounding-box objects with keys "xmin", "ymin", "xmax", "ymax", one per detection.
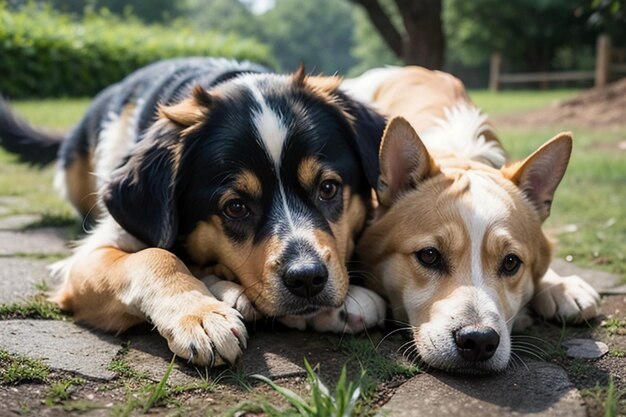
[
  {"xmin": 283, "ymin": 262, "xmax": 328, "ymax": 298},
  {"xmin": 454, "ymin": 326, "xmax": 500, "ymax": 362}
]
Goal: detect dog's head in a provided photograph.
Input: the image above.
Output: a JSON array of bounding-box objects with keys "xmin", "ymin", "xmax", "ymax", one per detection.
[
  {"xmin": 359, "ymin": 117, "xmax": 572, "ymax": 373},
  {"xmin": 103, "ymin": 68, "xmax": 385, "ymax": 317}
]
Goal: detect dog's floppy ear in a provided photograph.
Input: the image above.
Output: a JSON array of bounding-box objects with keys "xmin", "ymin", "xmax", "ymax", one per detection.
[
  {"xmin": 103, "ymin": 120, "xmax": 183, "ymax": 248},
  {"xmin": 333, "ymin": 91, "xmax": 387, "ymax": 190},
  {"xmin": 377, "ymin": 117, "xmax": 438, "ymax": 207},
  {"xmin": 103, "ymin": 86, "xmax": 212, "ymax": 248},
  {"xmin": 503, "ymin": 132, "xmax": 572, "ymax": 222}
]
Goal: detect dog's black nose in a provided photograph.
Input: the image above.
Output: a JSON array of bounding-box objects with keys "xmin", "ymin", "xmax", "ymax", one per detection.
[
  {"xmin": 282, "ymin": 262, "xmax": 328, "ymax": 298},
  {"xmin": 454, "ymin": 326, "xmax": 500, "ymax": 362}
]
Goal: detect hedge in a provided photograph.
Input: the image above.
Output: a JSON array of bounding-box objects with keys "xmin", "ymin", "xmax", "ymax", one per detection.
[{"xmin": 0, "ymin": 5, "xmax": 274, "ymax": 98}]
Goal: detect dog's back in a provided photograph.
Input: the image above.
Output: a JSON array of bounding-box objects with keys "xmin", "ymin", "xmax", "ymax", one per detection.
[
  {"xmin": 343, "ymin": 66, "xmax": 506, "ymax": 168},
  {"xmin": 0, "ymin": 58, "xmax": 269, "ymax": 217}
]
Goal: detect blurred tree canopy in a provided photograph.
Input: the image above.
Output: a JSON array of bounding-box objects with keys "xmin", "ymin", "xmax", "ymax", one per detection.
[{"xmin": 6, "ymin": 0, "xmax": 625, "ymax": 86}]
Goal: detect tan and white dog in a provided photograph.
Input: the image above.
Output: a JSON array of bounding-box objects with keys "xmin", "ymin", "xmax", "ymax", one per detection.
[{"xmin": 343, "ymin": 67, "xmax": 600, "ymax": 373}]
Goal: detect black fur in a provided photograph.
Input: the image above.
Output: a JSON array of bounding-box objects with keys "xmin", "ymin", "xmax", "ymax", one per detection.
[{"xmin": 0, "ymin": 96, "xmax": 64, "ymax": 165}]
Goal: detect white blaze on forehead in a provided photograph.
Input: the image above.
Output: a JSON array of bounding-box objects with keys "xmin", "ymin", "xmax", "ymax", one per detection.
[
  {"xmin": 239, "ymin": 76, "xmax": 316, "ymax": 237},
  {"xmin": 456, "ymin": 172, "xmax": 510, "ymax": 288}
]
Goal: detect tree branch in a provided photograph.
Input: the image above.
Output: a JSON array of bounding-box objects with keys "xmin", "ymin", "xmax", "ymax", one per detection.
[{"xmin": 351, "ymin": 0, "xmax": 403, "ymax": 58}]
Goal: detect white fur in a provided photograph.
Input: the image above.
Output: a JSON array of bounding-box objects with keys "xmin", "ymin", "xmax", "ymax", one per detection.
[
  {"xmin": 279, "ymin": 285, "xmax": 386, "ymax": 333},
  {"xmin": 94, "ymin": 108, "xmax": 139, "ymax": 188},
  {"xmin": 340, "ymin": 67, "xmax": 404, "ymax": 103},
  {"xmin": 532, "ymin": 268, "xmax": 600, "ymax": 323},
  {"xmin": 457, "ymin": 171, "xmax": 510, "ymax": 288},
  {"xmin": 421, "ymin": 104, "xmax": 507, "ymax": 168},
  {"xmin": 200, "ymin": 275, "xmax": 260, "ymax": 322}
]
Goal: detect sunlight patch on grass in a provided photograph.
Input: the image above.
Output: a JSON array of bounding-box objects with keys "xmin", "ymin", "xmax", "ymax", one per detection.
[{"xmin": 470, "ymin": 89, "xmax": 579, "ymax": 116}]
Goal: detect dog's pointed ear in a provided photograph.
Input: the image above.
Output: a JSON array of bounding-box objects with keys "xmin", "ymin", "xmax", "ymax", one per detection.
[
  {"xmin": 377, "ymin": 117, "xmax": 438, "ymax": 207},
  {"xmin": 503, "ymin": 132, "xmax": 572, "ymax": 222},
  {"xmin": 103, "ymin": 120, "xmax": 182, "ymax": 248},
  {"xmin": 159, "ymin": 85, "xmax": 212, "ymax": 127}
]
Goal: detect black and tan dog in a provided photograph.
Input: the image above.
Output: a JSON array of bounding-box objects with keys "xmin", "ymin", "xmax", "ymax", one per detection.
[{"xmin": 0, "ymin": 58, "xmax": 387, "ymax": 366}]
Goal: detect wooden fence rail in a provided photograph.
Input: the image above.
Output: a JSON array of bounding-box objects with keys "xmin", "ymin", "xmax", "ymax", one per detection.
[{"xmin": 489, "ymin": 35, "xmax": 626, "ymax": 90}]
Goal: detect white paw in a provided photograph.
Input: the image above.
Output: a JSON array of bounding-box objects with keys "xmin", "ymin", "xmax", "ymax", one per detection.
[
  {"xmin": 154, "ymin": 291, "xmax": 248, "ymax": 366},
  {"xmin": 310, "ymin": 285, "xmax": 386, "ymax": 334},
  {"xmin": 533, "ymin": 274, "xmax": 600, "ymax": 323},
  {"xmin": 200, "ymin": 275, "xmax": 261, "ymax": 322}
]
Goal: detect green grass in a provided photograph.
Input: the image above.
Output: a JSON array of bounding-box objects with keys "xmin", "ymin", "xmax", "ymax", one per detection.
[
  {"xmin": 46, "ymin": 377, "xmax": 85, "ymax": 404},
  {"xmin": 249, "ymin": 359, "xmax": 364, "ymax": 417},
  {"xmin": 106, "ymin": 359, "xmax": 149, "ymax": 380},
  {"xmin": 499, "ymin": 127, "xmax": 625, "ymax": 279},
  {"xmin": 0, "ymin": 295, "xmax": 66, "ymax": 320},
  {"xmin": 11, "ymin": 98, "xmax": 90, "ymax": 129},
  {"xmin": 470, "ymin": 89, "xmax": 579, "ymax": 116},
  {"xmin": 0, "ymin": 350, "xmax": 50, "ymax": 385}
]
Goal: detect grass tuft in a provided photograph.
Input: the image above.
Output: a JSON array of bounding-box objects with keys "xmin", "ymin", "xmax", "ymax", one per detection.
[
  {"xmin": 0, "ymin": 296, "xmax": 66, "ymax": 320},
  {"xmin": 0, "ymin": 350, "xmax": 50, "ymax": 385},
  {"xmin": 250, "ymin": 358, "xmax": 364, "ymax": 417}
]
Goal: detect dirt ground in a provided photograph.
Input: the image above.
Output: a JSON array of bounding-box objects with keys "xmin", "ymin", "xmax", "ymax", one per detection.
[{"xmin": 495, "ymin": 78, "xmax": 626, "ymax": 129}]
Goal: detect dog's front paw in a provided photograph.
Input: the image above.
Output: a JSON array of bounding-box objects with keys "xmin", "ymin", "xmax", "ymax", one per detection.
[
  {"xmin": 310, "ymin": 285, "xmax": 387, "ymax": 334},
  {"xmin": 155, "ymin": 292, "xmax": 248, "ymax": 366},
  {"xmin": 533, "ymin": 273, "xmax": 600, "ymax": 324},
  {"xmin": 200, "ymin": 275, "xmax": 261, "ymax": 322}
]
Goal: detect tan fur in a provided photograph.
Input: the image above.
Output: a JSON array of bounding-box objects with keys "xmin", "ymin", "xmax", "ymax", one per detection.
[
  {"xmin": 63, "ymin": 155, "xmax": 98, "ymax": 218},
  {"xmin": 356, "ymin": 66, "xmax": 597, "ymax": 372},
  {"xmin": 297, "ymin": 157, "xmax": 322, "ymax": 190},
  {"xmin": 53, "ymin": 245, "xmax": 247, "ymax": 365}
]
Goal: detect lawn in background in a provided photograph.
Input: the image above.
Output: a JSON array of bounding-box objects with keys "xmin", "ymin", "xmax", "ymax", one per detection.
[{"xmin": 1, "ymin": 90, "xmax": 624, "ymax": 280}]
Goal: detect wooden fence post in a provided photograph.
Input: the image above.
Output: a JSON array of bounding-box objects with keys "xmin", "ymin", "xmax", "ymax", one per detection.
[
  {"xmin": 595, "ymin": 34, "xmax": 611, "ymax": 87},
  {"xmin": 489, "ymin": 53, "xmax": 502, "ymax": 91}
]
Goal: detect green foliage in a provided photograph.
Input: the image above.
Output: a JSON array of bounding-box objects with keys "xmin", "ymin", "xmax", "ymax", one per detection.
[
  {"xmin": 0, "ymin": 3, "xmax": 273, "ymax": 98},
  {"xmin": 251, "ymin": 358, "xmax": 364, "ymax": 417},
  {"xmin": 181, "ymin": 0, "xmax": 358, "ymax": 74},
  {"xmin": 349, "ymin": 0, "xmax": 402, "ymax": 76},
  {"xmin": 444, "ymin": 0, "xmax": 598, "ymax": 71},
  {"xmin": 0, "ymin": 350, "xmax": 50, "ymax": 385}
]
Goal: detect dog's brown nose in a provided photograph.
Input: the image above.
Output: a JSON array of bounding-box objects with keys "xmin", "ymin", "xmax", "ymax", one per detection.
[
  {"xmin": 454, "ymin": 326, "xmax": 500, "ymax": 362},
  {"xmin": 282, "ymin": 263, "xmax": 328, "ymax": 298}
]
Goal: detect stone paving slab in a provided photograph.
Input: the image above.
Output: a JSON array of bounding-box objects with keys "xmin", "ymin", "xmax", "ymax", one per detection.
[
  {"xmin": 0, "ymin": 229, "xmax": 71, "ymax": 256},
  {"xmin": 0, "ymin": 214, "xmax": 42, "ymax": 230},
  {"xmin": 0, "ymin": 257, "xmax": 51, "ymax": 304},
  {"xmin": 551, "ymin": 258, "xmax": 626, "ymax": 294},
  {"xmin": 0, "ymin": 320, "xmax": 123, "ymax": 381},
  {"xmin": 123, "ymin": 328, "xmax": 351, "ymax": 384},
  {"xmin": 380, "ymin": 362, "xmax": 586, "ymax": 417}
]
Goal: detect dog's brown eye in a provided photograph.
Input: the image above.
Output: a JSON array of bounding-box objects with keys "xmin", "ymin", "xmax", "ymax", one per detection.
[
  {"xmin": 319, "ymin": 179, "xmax": 340, "ymax": 200},
  {"xmin": 223, "ymin": 199, "xmax": 249, "ymax": 220},
  {"xmin": 500, "ymin": 254, "xmax": 522, "ymax": 276},
  {"xmin": 416, "ymin": 247, "xmax": 442, "ymax": 268}
]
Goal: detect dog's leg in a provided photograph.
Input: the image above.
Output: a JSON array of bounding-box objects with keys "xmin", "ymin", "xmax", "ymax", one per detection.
[
  {"xmin": 52, "ymin": 247, "xmax": 247, "ymax": 366},
  {"xmin": 279, "ymin": 285, "xmax": 387, "ymax": 333},
  {"xmin": 199, "ymin": 275, "xmax": 261, "ymax": 322},
  {"xmin": 532, "ymin": 268, "xmax": 600, "ymax": 323}
]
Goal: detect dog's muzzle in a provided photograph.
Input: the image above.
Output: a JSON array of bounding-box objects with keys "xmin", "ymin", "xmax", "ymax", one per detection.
[
  {"xmin": 280, "ymin": 239, "xmax": 328, "ymax": 298},
  {"xmin": 454, "ymin": 325, "xmax": 500, "ymax": 362}
]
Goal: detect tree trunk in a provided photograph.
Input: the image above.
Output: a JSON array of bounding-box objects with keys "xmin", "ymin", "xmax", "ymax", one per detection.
[
  {"xmin": 395, "ymin": 0, "xmax": 444, "ymax": 69},
  {"xmin": 351, "ymin": 0, "xmax": 445, "ymax": 69}
]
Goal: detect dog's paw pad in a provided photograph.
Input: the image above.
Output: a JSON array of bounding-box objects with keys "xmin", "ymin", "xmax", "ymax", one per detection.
[{"xmin": 160, "ymin": 298, "xmax": 248, "ymax": 366}]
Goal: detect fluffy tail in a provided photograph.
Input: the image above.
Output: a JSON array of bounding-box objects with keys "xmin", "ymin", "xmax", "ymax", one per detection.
[{"xmin": 0, "ymin": 96, "xmax": 64, "ymax": 165}]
